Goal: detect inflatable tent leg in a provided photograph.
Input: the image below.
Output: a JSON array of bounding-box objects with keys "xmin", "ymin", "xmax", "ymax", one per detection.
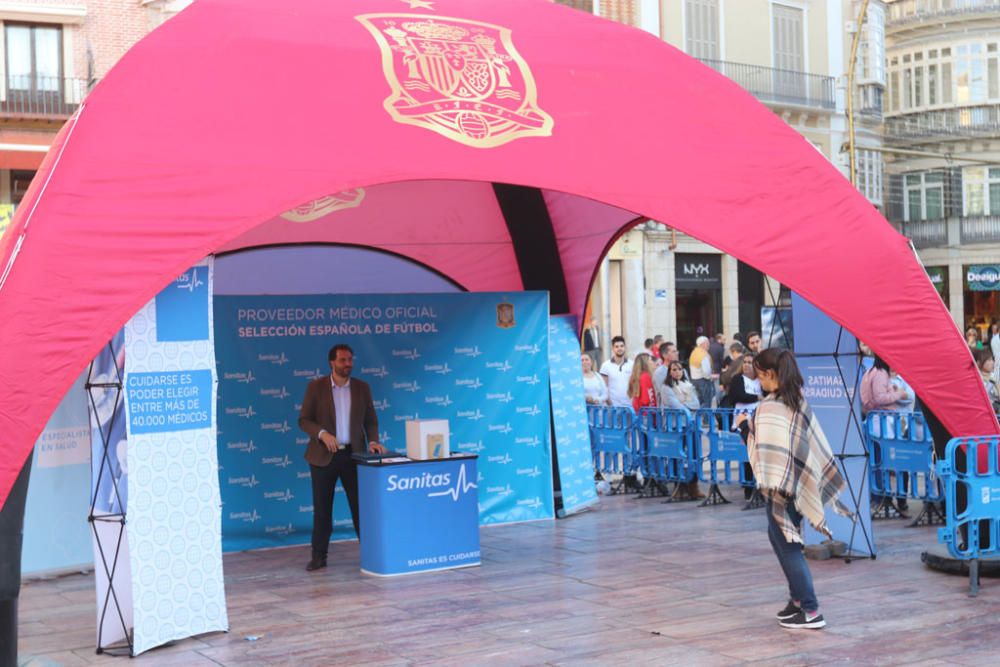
[{"xmin": 0, "ymin": 450, "xmax": 33, "ymax": 667}]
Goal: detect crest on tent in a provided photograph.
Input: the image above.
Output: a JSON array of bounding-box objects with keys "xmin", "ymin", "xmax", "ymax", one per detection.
[
  {"xmin": 280, "ymin": 189, "xmax": 367, "ymax": 222},
  {"xmin": 356, "ymin": 13, "xmax": 554, "ymax": 148}
]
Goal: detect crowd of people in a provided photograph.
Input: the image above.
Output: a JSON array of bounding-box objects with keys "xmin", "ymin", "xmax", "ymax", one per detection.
[{"xmin": 580, "ymin": 331, "xmax": 766, "ymax": 417}]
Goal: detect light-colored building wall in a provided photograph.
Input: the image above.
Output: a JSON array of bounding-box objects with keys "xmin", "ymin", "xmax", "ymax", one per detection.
[
  {"xmin": 884, "ymin": 0, "xmax": 1000, "ymax": 335},
  {"xmin": 583, "ymin": 0, "xmax": 864, "ymax": 357}
]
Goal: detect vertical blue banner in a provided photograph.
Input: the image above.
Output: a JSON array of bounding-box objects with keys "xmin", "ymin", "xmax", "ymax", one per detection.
[
  {"xmin": 792, "ymin": 293, "xmax": 874, "ymax": 556},
  {"xmin": 215, "ymin": 292, "xmax": 555, "ymax": 552},
  {"xmin": 548, "ymin": 316, "xmax": 599, "ymax": 517}
]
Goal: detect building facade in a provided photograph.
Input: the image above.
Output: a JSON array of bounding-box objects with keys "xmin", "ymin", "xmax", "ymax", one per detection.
[
  {"xmin": 568, "ymin": 0, "xmax": 877, "ymax": 357},
  {"xmin": 885, "ymin": 0, "xmax": 1000, "ymax": 337},
  {"xmin": 0, "ymin": 0, "xmax": 186, "ymax": 239}
]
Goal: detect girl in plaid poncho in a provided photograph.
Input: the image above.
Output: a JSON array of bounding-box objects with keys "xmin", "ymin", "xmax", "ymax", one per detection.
[{"xmin": 742, "ymin": 348, "xmax": 852, "ymax": 630}]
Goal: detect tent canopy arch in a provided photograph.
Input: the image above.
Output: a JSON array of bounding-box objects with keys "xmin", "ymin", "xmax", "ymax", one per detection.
[{"xmin": 0, "ymin": 0, "xmax": 994, "ymax": 505}]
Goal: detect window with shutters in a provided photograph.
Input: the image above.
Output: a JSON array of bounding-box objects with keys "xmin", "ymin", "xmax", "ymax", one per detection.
[
  {"xmin": 772, "ymin": 4, "xmax": 805, "ymax": 102},
  {"xmin": 685, "ymin": 0, "xmax": 720, "ymax": 61}
]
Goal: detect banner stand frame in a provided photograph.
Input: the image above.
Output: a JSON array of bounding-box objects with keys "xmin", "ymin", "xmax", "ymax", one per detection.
[{"xmin": 85, "ymin": 343, "xmax": 133, "ymax": 657}]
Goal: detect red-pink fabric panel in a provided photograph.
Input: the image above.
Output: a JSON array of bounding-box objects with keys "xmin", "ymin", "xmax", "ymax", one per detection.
[
  {"xmin": 218, "ymin": 180, "xmax": 522, "ymax": 293},
  {"xmin": 0, "ymin": 0, "xmax": 992, "ymax": 504},
  {"xmin": 541, "ymin": 189, "xmax": 639, "ymax": 316}
]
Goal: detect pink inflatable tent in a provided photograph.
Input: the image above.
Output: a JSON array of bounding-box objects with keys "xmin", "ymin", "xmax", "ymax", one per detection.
[{"xmin": 0, "ymin": 0, "xmax": 994, "ymax": 505}]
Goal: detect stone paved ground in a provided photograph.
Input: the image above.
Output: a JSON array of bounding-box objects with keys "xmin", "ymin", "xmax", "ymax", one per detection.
[{"xmin": 18, "ymin": 490, "xmax": 1000, "ymax": 666}]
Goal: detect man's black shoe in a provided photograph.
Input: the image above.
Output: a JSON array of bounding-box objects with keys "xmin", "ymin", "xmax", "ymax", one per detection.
[{"xmin": 306, "ymin": 555, "xmax": 327, "ymax": 571}]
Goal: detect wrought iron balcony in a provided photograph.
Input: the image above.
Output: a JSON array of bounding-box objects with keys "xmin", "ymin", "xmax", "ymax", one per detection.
[
  {"xmin": 898, "ymin": 218, "xmax": 948, "ymax": 248},
  {"xmin": 699, "ymin": 59, "xmax": 836, "ymax": 110},
  {"xmin": 0, "ymin": 76, "xmax": 89, "ymax": 119},
  {"xmin": 961, "ymin": 214, "xmax": 1000, "ymax": 244},
  {"xmin": 888, "ymin": 0, "xmax": 1000, "ymax": 27},
  {"xmin": 885, "ymin": 104, "xmax": 1000, "ymax": 140}
]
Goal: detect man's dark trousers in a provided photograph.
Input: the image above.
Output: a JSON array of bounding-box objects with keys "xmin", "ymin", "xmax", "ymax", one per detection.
[{"xmin": 310, "ymin": 449, "xmax": 360, "ymax": 555}]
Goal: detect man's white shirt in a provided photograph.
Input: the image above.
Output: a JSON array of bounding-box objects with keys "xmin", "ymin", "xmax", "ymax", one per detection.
[{"xmin": 599, "ymin": 357, "xmax": 633, "ymax": 407}]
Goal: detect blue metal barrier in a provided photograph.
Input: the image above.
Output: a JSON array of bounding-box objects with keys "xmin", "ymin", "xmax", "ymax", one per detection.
[
  {"xmin": 865, "ymin": 410, "xmax": 943, "ymax": 525},
  {"xmin": 937, "ymin": 436, "xmax": 1000, "ymax": 596},
  {"xmin": 693, "ymin": 409, "xmax": 761, "ymax": 507},
  {"xmin": 588, "ymin": 406, "xmax": 638, "ymax": 494},
  {"xmin": 636, "ymin": 408, "xmax": 695, "ymax": 499}
]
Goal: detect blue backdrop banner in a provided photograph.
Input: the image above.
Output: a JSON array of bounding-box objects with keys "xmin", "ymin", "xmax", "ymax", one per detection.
[
  {"xmin": 215, "ymin": 291, "xmax": 555, "ymax": 552},
  {"xmin": 547, "ymin": 316, "xmax": 599, "ymax": 517}
]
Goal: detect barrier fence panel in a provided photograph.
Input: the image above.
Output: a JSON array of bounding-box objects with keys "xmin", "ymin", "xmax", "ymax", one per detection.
[
  {"xmin": 694, "ymin": 409, "xmax": 757, "ymax": 506},
  {"xmin": 636, "ymin": 408, "xmax": 693, "ymax": 500},
  {"xmin": 865, "ymin": 410, "xmax": 943, "ymax": 525},
  {"xmin": 588, "ymin": 406, "xmax": 638, "ymax": 494},
  {"xmin": 937, "ymin": 436, "xmax": 1000, "ymax": 596}
]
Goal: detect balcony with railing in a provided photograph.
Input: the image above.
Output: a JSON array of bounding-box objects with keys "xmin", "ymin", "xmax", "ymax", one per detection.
[
  {"xmin": 885, "ymin": 104, "xmax": 1000, "ymax": 140},
  {"xmin": 699, "ymin": 59, "xmax": 836, "ymax": 111},
  {"xmin": 898, "ymin": 218, "xmax": 948, "ymax": 248},
  {"xmin": 887, "ymin": 0, "xmax": 1000, "ymax": 27},
  {"xmin": 0, "ymin": 76, "xmax": 89, "ymax": 119},
  {"xmin": 961, "ymin": 214, "xmax": 1000, "ymax": 243}
]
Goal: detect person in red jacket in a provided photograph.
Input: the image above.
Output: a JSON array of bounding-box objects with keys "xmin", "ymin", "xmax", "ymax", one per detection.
[{"xmin": 628, "ymin": 353, "xmax": 657, "ymax": 412}]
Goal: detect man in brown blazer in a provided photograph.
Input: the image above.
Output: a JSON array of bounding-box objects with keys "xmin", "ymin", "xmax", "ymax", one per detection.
[{"xmin": 298, "ymin": 343, "xmax": 384, "ymax": 571}]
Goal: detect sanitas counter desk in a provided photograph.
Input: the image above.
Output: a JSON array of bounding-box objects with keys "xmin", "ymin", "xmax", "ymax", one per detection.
[{"xmin": 355, "ymin": 453, "xmax": 480, "ymax": 576}]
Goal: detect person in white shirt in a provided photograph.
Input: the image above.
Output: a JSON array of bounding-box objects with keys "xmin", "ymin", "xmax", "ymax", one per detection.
[
  {"xmin": 599, "ymin": 335, "xmax": 633, "ymax": 408},
  {"xmin": 581, "ymin": 353, "xmax": 608, "ymax": 405}
]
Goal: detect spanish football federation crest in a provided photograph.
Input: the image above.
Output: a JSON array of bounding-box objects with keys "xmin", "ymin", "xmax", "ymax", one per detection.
[
  {"xmin": 496, "ymin": 301, "xmax": 515, "ymax": 329},
  {"xmin": 280, "ymin": 189, "xmax": 366, "ymax": 223},
  {"xmin": 356, "ymin": 14, "xmax": 554, "ymax": 148}
]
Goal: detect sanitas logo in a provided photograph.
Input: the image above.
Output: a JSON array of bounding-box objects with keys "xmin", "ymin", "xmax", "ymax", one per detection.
[
  {"xmin": 486, "ymin": 360, "xmax": 512, "ymax": 372},
  {"xmin": 424, "ymin": 394, "xmax": 454, "ymax": 407},
  {"xmin": 516, "ymin": 466, "xmax": 543, "ymax": 478},
  {"xmin": 392, "ymin": 380, "xmax": 422, "ymax": 393},
  {"xmin": 486, "ymin": 484, "xmax": 514, "ymax": 498},
  {"xmin": 362, "ymin": 365, "xmax": 390, "ymax": 378},
  {"xmin": 553, "ymin": 407, "xmax": 567, "ymax": 418},
  {"xmin": 487, "ymin": 453, "xmax": 513, "ymax": 464},
  {"xmin": 258, "ymin": 353, "xmax": 289, "ymax": 365},
  {"xmin": 516, "ymin": 404, "xmax": 541, "ymax": 416},
  {"xmin": 229, "ymin": 510, "xmax": 261, "ymax": 523},
  {"xmin": 262, "ymin": 455, "xmax": 293, "ymax": 468},
  {"xmin": 260, "ymin": 386, "xmax": 290, "ymax": 399},
  {"xmin": 264, "ymin": 523, "xmax": 295, "ymax": 535},
  {"xmin": 457, "ymin": 440, "xmax": 485, "ymax": 453},
  {"xmin": 516, "ymin": 374, "xmax": 541, "ymax": 385},
  {"xmin": 292, "ymin": 367, "xmax": 323, "ymax": 378},
  {"xmin": 393, "ymin": 413, "xmax": 419, "ymax": 422},
  {"xmin": 263, "ymin": 488, "xmax": 295, "ymax": 502},
  {"xmin": 514, "ymin": 343, "xmax": 541, "ymax": 355},
  {"xmin": 488, "ymin": 422, "xmax": 513, "ymax": 434},
  {"xmin": 298, "ymin": 504, "xmax": 314, "ymax": 513},
  {"xmin": 454, "ymin": 346, "xmax": 483, "ymax": 357},
  {"xmin": 373, "ymin": 398, "xmax": 391, "ymax": 411},
  {"xmin": 517, "ymin": 497, "xmax": 544, "ymax": 510},
  {"xmin": 486, "ymin": 392, "xmax": 514, "ymax": 403},
  {"xmin": 223, "ymin": 370, "xmax": 255, "ymax": 383},
  {"xmin": 261, "ymin": 420, "xmax": 292, "ymax": 433},
  {"xmin": 391, "ymin": 348, "xmax": 420, "ymax": 360},
  {"xmin": 379, "ymin": 430, "xmax": 392, "ymax": 443},
  {"xmin": 515, "ymin": 436, "xmax": 541, "ymax": 448},
  {"xmin": 295, "ymin": 436, "xmax": 309, "ymax": 446},
  {"xmin": 175, "ymin": 267, "xmax": 205, "ymax": 293},
  {"xmin": 457, "ymin": 409, "xmax": 485, "ymax": 421},
  {"xmin": 424, "ymin": 363, "xmax": 453, "ymax": 375},
  {"xmin": 550, "ymin": 380, "xmax": 565, "ymax": 392},
  {"xmin": 455, "ymin": 377, "xmax": 483, "ymax": 389},
  {"xmin": 226, "ymin": 440, "xmax": 257, "ymax": 454},
  {"xmin": 225, "ymin": 405, "xmax": 256, "ymax": 419},
  {"xmin": 228, "ymin": 474, "xmax": 260, "ymax": 488},
  {"xmin": 384, "ymin": 464, "xmax": 478, "ymax": 502}
]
